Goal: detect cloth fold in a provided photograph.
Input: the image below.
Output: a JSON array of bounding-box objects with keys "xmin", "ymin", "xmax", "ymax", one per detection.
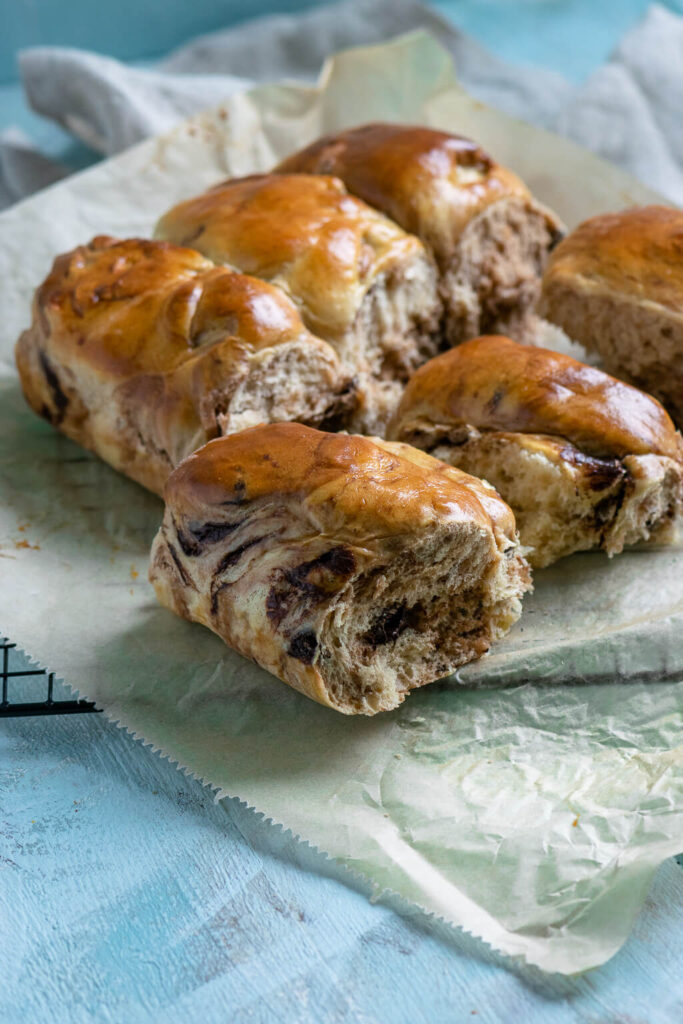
[
  {"xmin": 0, "ymin": 127, "xmax": 69, "ymax": 210},
  {"xmin": 1, "ymin": 0, "xmax": 682, "ymax": 210}
]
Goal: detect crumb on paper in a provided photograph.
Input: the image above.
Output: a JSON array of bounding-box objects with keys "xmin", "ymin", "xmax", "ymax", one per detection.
[
  {"xmin": 573, "ymin": 816, "xmax": 579, "ymax": 827},
  {"xmin": 15, "ymin": 539, "xmax": 40, "ymax": 550},
  {"xmin": 130, "ymin": 565, "xmax": 139, "ymax": 580}
]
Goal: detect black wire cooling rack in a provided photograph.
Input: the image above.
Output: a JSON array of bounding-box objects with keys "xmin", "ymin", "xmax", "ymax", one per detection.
[{"xmin": 0, "ymin": 638, "xmax": 100, "ymax": 717}]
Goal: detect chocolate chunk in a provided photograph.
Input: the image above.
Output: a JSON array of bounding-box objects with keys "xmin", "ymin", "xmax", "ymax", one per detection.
[
  {"xmin": 267, "ymin": 546, "xmax": 356, "ymax": 628},
  {"xmin": 584, "ymin": 461, "xmax": 626, "ymax": 492},
  {"xmin": 592, "ymin": 477, "xmax": 629, "ymax": 528},
  {"xmin": 364, "ymin": 602, "xmax": 423, "ymax": 647},
  {"xmin": 215, "ymin": 534, "xmax": 269, "ymax": 575},
  {"xmin": 560, "ymin": 447, "xmax": 626, "ymax": 491},
  {"xmin": 210, "ymin": 582, "xmax": 226, "ymax": 617},
  {"xmin": 193, "ymin": 520, "xmax": 242, "ymax": 545},
  {"xmin": 38, "ymin": 351, "xmax": 69, "ymax": 425},
  {"xmin": 176, "ymin": 519, "xmax": 242, "ymax": 556},
  {"xmin": 284, "ymin": 546, "xmax": 356, "ymax": 590},
  {"xmin": 166, "ymin": 542, "xmax": 194, "ymax": 589},
  {"xmin": 487, "ymin": 388, "xmax": 504, "ymax": 413},
  {"xmin": 288, "ymin": 629, "xmax": 318, "ymax": 664},
  {"xmin": 266, "ymin": 585, "xmax": 290, "ymax": 627}
]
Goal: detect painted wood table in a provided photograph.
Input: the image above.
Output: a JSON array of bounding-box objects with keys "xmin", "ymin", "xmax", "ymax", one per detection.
[
  {"xmin": 2, "ymin": 647, "xmax": 682, "ymax": 1023},
  {"xmin": 2, "ymin": 2, "xmax": 683, "ymax": 1020}
]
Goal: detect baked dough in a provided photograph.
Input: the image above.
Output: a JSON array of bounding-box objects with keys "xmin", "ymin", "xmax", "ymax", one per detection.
[
  {"xmin": 539, "ymin": 205, "xmax": 683, "ymax": 426},
  {"xmin": 149, "ymin": 422, "xmax": 531, "ymax": 714},
  {"xmin": 390, "ymin": 335, "xmax": 683, "ymax": 567},
  {"xmin": 15, "ymin": 236, "xmax": 354, "ymax": 496},
  {"xmin": 275, "ymin": 123, "xmax": 564, "ymax": 345},
  {"xmin": 155, "ymin": 173, "xmax": 442, "ymax": 432}
]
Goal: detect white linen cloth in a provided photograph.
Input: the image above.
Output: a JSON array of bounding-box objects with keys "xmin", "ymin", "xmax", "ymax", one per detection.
[{"xmin": 1, "ymin": 0, "xmax": 682, "ymax": 210}]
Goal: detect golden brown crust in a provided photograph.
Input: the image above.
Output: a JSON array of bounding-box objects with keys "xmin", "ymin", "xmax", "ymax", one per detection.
[
  {"xmin": 15, "ymin": 236, "xmax": 352, "ymax": 495},
  {"xmin": 274, "ymin": 123, "xmax": 536, "ymax": 262},
  {"xmin": 542, "ymin": 206, "xmax": 683, "ymax": 314},
  {"xmin": 165, "ymin": 422, "xmax": 500, "ymax": 539},
  {"xmin": 391, "ymin": 335, "xmax": 682, "ymax": 460},
  {"xmin": 374, "ymin": 437, "xmax": 516, "ymax": 542},
  {"xmin": 155, "ymin": 173, "xmax": 433, "ymax": 343},
  {"xmin": 25, "ymin": 236, "xmax": 317, "ymax": 374}
]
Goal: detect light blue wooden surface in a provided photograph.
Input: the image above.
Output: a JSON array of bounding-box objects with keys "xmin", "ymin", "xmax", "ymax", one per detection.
[
  {"xmin": 2, "ymin": 3, "xmax": 683, "ymax": 1021},
  {"xmin": 2, "ymin": 649, "xmax": 682, "ymax": 1024}
]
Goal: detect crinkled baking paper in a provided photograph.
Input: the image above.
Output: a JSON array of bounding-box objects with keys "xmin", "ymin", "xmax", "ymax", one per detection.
[{"xmin": 0, "ymin": 33, "xmax": 681, "ymax": 974}]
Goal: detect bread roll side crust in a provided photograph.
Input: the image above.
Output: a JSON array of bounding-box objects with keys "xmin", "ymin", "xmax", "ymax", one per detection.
[
  {"xmin": 15, "ymin": 237, "xmax": 355, "ymax": 495},
  {"xmin": 390, "ymin": 337, "xmax": 683, "ymax": 566},
  {"xmin": 155, "ymin": 173, "xmax": 442, "ymax": 433},
  {"xmin": 539, "ymin": 206, "xmax": 683, "ymax": 425},
  {"xmin": 275, "ymin": 124, "xmax": 565, "ymax": 344},
  {"xmin": 390, "ymin": 335, "xmax": 682, "ymax": 459},
  {"xmin": 275, "ymin": 123, "xmax": 537, "ymax": 257},
  {"xmin": 150, "ymin": 424, "xmax": 531, "ymax": 714},
  {"xmin": 425, "ymin": 432, "xmax": 683, "ymax": 567}
]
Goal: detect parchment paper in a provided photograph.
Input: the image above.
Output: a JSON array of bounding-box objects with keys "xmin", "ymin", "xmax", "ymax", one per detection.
[{"xmin": 0, "ymin": 33, "xmax": 681, "ymax": 975}]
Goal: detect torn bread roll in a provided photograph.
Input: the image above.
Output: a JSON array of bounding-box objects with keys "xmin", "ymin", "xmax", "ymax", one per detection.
[
  {"xmin": 155, "ymin": 173, "xmax": 442, "ymax": 433},
  {"xmin": 275, "ymin": 123, "xmax": 564, "ymax": 345},
  {"xmin": 149, "ymin": 423, "xmax": 531, "ymax": 715},
  {"xmin": 390, "ymin": 335, "xmax": 683, "ymax": 568},
  {"xmin": 539, "ymin": 205, "xmax": 683, "ymax": 426},
  {"xmin": 15, "ymin": 236, "xmax": 354, "ymax": 496}
]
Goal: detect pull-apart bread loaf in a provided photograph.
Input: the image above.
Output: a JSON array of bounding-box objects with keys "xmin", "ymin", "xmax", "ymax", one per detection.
[
  {"xmin": 539, "ymin": 205, "xmax": 683, "ymax": 426},
  {"xmin": 391, "ymin": 335, "xmax": 683, "ymax": 568},
  {"xmin": 155, "ymin": 173, "xmax": 442, "ymax": 433},
  {"xmin": 275, "ymin": 123, "xmax": 564, "ymax": 345},
  {"xmin": 15, "ymin": 236, "xmax": 353, "ymax": 496},
  {"xmin": 149, "ymin": 423, "xmax": 531, "ymax": 714}
]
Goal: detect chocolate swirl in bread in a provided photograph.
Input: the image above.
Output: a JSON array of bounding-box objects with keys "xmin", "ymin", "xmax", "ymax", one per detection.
[
  {"xmin": 149, "ymin": 423, "xmax": 531, "ymax": 714},
  {"xmin": 390, "ymin": 335, "xmax": 683, "ymax": 567}
]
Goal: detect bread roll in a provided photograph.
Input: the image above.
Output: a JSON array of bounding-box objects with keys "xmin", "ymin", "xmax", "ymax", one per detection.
[
  {"xmin": 15, "ymin": 236, "xmax": 354, "ymax": 496},
  {"xmin": 155, "ymin": 173, "xmax": 442, "ymax": 432},
  {"xmin": 539, "ymin": 205, "xmax": 683, "ymax": 426},
  {"xmin": 390, "ymin": 335, "xmax": 683, "ymax": 567},
  {"xmin": 149, "ymin": 423, "xmax": 531, "ymax": 714},
  {"xmin": 275, "ymin": 123, "xmax": 564, "ymax": 345}
]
